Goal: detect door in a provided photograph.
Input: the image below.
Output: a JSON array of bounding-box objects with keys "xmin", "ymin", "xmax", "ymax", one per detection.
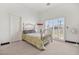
[
  {"xmin": 45, "ymin": 17, "xmax": 65, "ymax": 41},
  {"xmin": 10, "ymin": 14, "xmax": 22, "ymax": 42},
  {"xmin": 53, "ymin": 18, "xmax": 64, "ymax": 40}
]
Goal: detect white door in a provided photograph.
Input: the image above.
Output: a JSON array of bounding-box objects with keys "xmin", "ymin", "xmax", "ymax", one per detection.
[{"xmin": 10, "ymin": 14, "xmax": 22, "ymax": 42}]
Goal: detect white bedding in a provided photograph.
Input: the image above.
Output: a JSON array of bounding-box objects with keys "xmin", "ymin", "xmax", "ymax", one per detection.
[
  {"xmin": 25, "ymin": 32, "xmax": 41, "ymax": 37},
  {"xmin": 25, "ymin": 32, "xmax": 50, "ymax": 38}
]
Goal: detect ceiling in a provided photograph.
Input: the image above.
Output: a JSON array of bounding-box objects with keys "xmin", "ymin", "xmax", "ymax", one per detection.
[
  {"xmin": 0, "ymin": 3, "xmax": 61, "ymax": 14},
  {"xmin": 0, "ymin": 3, "xmax": 79, "ymax": 14},
  {"xmin": 22, "ymin": 3, "xmax": 60, "ymax": 13}
]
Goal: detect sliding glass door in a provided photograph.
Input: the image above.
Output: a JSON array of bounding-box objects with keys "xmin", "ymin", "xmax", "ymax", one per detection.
[{"xmin": 45, "ymin": 17, "xmax": 64, "ymax": 40}]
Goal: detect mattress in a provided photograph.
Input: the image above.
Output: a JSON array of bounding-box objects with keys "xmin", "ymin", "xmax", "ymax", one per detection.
[
  {"xmin": 25, "ymin": 32, "xmax": 41, "ymax": 37},
  {"xmin": 25, "ymin": 32, "xmax": 49, "ymax": 37}
]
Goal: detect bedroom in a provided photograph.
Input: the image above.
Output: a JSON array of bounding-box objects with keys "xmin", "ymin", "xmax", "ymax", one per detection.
[{"xmin": 0, "ymin": 3, "xmax": 79, "ymax": 55}]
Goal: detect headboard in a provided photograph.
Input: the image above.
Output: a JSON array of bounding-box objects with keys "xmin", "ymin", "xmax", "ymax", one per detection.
[{"xmin": 23, "ymin": 23, "xmax": 36, "ymax": 34}]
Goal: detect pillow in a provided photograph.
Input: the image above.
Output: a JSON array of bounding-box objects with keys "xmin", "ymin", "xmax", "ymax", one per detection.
[{"xmin": 23, "ymin": 30, "xmax": 36, "ymax": 34}]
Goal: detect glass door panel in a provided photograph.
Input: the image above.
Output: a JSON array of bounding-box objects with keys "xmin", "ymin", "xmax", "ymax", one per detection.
[{"xmin": 45, "ymin": 17, "xmax": 64, "ymax": 40}]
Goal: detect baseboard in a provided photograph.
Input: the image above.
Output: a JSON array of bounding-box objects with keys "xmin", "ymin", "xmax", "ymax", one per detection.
[
  {"xmin": 65, "ymin": 40, "xmax": 79, "ymax": 44},
  {"xmin": 1, "ymin": 42, "xmax": 10, "ymax": 46}
]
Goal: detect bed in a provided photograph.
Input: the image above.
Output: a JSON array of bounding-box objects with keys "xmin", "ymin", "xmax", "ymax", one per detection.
[{"xmin": 22, "ymin": 23, "xmax": 53, "ymax": 50}]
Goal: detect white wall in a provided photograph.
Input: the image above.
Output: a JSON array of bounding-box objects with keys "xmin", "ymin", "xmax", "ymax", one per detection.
[
  {"xmin": 1, "ymin": 3, "xmax": 79, "ymax": 43},
  {"xmin": 37, "ymin": 3, "xmax": 79, "ymax": 42},
  {"xmin": 0, "ymin": 4, "xmax": 38, "ymax": 43},
  {"xmin": 0, "ymin": 9, "xmax": 10, "ymax": 43}
]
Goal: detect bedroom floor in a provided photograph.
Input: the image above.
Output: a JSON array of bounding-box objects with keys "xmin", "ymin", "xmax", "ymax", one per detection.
[{"xmin": 0, "ymin": 40, "xmax": 79, "ymax": 55}]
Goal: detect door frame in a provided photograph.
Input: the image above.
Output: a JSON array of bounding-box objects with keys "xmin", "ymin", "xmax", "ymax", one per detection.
[{"xmin": 9, "ymin": 13, "xmax": 22, "ymax": 43}]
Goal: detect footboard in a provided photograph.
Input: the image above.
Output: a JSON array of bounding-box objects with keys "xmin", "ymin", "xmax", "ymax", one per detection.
[{"xmin": 42, "ymin": 28, "xmax": 53, "ymax": 44}]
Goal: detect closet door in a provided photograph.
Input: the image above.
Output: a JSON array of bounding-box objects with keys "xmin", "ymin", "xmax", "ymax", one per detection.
[{"xmin": 10, "ymin": 14, "xmax": 22, "ymax": 42}]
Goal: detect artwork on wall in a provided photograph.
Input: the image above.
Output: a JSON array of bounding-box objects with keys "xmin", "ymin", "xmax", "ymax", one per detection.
[{"xmin": 36, "ymin": 20, "xmax": 44, "ymax": 29}]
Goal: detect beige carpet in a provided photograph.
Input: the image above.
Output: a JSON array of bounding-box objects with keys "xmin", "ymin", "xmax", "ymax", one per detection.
[{"xmin": 0, "ymin": 40, "xmax": 79, "ymax": 55}]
